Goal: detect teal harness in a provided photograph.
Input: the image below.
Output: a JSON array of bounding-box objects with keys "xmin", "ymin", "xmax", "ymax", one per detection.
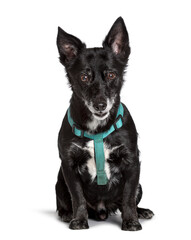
[{"xmin": 67, "ymin": 103, "xmax": 124, "ymax": 185}]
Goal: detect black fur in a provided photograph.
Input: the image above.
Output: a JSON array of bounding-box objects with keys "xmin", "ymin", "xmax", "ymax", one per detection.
[{"xmin": 55, "ymin": 17, "xmax": 154, "ymax": 230}]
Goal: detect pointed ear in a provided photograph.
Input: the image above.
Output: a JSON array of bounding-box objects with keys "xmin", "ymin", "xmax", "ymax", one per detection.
[
  {"xmin": 103, "ymin": 17, "xmax": 130, "ymax": 62},
  {"xmin": 57, "ymin": 27, "xmax": 85, "ymax": 66}
]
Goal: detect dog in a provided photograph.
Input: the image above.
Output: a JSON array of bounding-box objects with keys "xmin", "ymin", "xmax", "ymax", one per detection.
[{"xmin": 55, "ymin": 17, "xmax": 154, "ymax": 231}]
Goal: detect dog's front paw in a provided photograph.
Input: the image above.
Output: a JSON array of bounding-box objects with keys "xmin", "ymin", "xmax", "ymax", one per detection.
[
  {"xmin": 122, "ymin": 220, "xmax": 142, "ymax": 231},
  {"xmin": 69, "ymin": 219, "xmax": 89, "ymax": 230}
]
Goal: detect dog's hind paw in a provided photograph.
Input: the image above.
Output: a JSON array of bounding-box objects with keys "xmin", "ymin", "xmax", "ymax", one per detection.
[
  {"xmin": 137, "ymin": 207, "xmax": 154, "ymax": 219},
  {"xmin": 69, "ymin": 219, "xmax": 89, "ymax": 230},
  {"xmin": 122, "ymin": 220, "xmax": 142, "ymax": 231},
  {"xmin": 58, "ymin": 209, "xmax": 73, "ymax": 222}
]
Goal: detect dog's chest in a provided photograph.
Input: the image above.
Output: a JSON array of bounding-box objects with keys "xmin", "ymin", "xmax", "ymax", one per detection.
[{"xmin": 73, "ymin": 140, "xmax": 123, "ymax": 187}]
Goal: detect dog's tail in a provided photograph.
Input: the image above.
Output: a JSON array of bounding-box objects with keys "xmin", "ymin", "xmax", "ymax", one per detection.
[{"xmin": 96, "ymin": 201, "xmax": 108, "ymax": 220}]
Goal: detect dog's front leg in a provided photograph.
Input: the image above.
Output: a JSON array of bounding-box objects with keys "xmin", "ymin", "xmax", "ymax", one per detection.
[
  {"xmin": 121, "ymin": 161, "xmax": 142, "ymax": 231},
  {"xmin": 61, "ymin": 162, "xmax": 89, "ymax": 230}
]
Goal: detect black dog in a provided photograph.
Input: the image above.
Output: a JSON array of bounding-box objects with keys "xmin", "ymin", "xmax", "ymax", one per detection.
[{"xmin": 55, "ymin": 17, "xmax": 154, "ymax": 230}]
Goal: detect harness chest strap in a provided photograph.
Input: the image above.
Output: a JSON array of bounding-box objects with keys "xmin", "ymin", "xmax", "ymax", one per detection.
[{"xmin": 67, "ymin": 103, "xmax": 124, "ymax": 185}]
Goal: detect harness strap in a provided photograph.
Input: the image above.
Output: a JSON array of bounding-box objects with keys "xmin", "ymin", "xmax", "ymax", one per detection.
[
  {"xmin": 94, "ymin": 134, "xmax": 107, "ymax": 185},
  {"xmin": 67, "ymin": 103, "xmax": 124, "ymax": 185}
]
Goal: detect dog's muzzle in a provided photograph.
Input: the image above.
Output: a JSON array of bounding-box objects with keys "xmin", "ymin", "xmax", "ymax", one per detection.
[{"xmin": 93, "ymin": 101, "xmax": 107, "ymax": 112}]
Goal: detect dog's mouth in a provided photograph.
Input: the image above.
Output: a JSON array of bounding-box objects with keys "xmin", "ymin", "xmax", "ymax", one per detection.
[
  {"xmin": 93, "ymin": 111, "xmax": 109, "ymax": 120},
  {"xmin": 84, "ymin": 98, "xmax": 115, "ymax": 121},
  {"xmin": 94, "ymin": 112, "xmax": 107, "ymax": 118}
]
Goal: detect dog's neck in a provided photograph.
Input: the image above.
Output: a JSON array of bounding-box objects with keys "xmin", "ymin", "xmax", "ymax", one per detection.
[{"xmin": 69, "ymin": 93, "xmax": 120, "ymax": 134}]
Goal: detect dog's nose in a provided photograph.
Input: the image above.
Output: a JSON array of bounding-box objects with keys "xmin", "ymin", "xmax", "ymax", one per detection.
[{"xmin": 93, "ymin": 102, "xmax": 107, "ymax": 112}]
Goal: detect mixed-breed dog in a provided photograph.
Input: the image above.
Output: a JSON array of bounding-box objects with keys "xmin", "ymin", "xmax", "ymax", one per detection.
[{"xmin": 55, "ymin": 17, "xmax": 154, "ymax": 230}]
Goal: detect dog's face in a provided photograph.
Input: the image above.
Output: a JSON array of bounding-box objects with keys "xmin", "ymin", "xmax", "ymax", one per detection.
[{"xmin": 57, "ymin": 17, "xmax": 130, "ymax": 120}]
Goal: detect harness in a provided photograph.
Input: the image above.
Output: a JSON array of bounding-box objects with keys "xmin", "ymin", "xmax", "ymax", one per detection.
[{"xmin": 67, "ymin": 103, "xmax": 124, "ymax": 185}]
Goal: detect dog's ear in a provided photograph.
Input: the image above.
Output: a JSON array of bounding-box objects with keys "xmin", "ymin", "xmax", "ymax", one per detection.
[
  {"xmin": 57, "ymin": 27, "xmax": 85, "ymax": 66},
  {"xmin": 103, "ymin": 17, "xmax": 130, "ymax": 62}
]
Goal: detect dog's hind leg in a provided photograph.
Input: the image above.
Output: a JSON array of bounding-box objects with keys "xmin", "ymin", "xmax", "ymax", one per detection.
[
  {"xmin": 136, "ymin": 184, "xmax": 142, "ymax": 205},
  {"xmin": 55, "ymin": 167, "xmax": 73, "ymax": 222},
  {"xmin": 136, "ymin": 184, "xmax": 154, "ymax": 219}
]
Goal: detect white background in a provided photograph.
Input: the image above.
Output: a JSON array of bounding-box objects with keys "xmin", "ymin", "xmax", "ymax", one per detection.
[{"xmin": 0, "ymin": 0, "xmax": 191, "ymax": 239}]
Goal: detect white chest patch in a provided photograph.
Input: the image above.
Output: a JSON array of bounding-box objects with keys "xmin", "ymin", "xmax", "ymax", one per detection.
[{"xmin": 81, "ymin": 141, "xmax": 120, "ymax": 182}]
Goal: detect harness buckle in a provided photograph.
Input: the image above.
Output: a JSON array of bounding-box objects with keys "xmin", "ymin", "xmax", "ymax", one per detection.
[
  {"xmin": 72, "ymin": 124, "xmax": 84, "ymax": 138},
  {"xmin": 113, "ymin": 114, "xmax": 123, "ymax": 130}
]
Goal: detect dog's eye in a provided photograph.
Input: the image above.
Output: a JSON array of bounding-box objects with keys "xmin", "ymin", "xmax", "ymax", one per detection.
[
  {"xmin": 81, "ymin": 74, "xmax": 89, "ymax": 82},
  {"xmin": 107, "ymin": 72, "xmax": 116, "ymax": 80}
]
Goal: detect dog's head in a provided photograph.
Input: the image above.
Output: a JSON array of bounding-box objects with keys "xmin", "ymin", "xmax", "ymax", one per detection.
[{"xmin": 57, "ymin": 17, "xmax": 130, "ymax": 120}]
